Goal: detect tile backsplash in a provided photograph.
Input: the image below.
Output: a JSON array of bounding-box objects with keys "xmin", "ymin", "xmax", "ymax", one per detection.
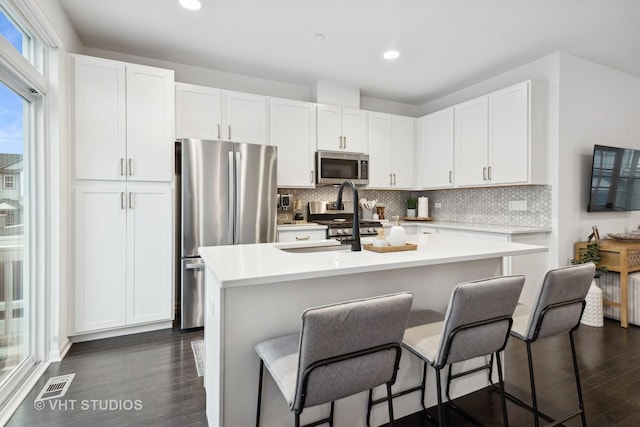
[{"xmin": 279, "ymin": 185, "xmax": 551, "ymax": 228}]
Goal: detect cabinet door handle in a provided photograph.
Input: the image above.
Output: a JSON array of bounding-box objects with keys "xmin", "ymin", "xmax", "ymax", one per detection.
[
  {"xmin": 339, "ymin": 136, "xmax": 343, "ymax": 149},
  {"xmin": 310, "ymin": 170, "xmax": 314, "ymax": 183},
  {"xmin": 120, "ymin": 158, "xmax": 125, "ymax": 176},
  {"xmin": 393, "ymin": 173, "xmax": 396, "ymax": 185},
  {"xmin": 228, "ymin": 125, "xmax": 231, "ymax": 140},
  {"xmin": 343, "ymin": 136, "xmax": 347, "ymax": 149},
  {"xmin": 389, "ymin": 173, "xmax": 393, "ymax": 186},
  {"xmin": 128, "ymin": 158, "xmax": 133, "ymax": 176},
  {"xmin": 483, "ymin": 167, "xmax": 487, "ymax": 181},
  {"xmin": 295, "ymin": 236, "xmax": 310, "ymax": 240},
  {"xmin": 120, "ymin": 192, "xmax": 126, "ymax": 209},
  {"xmin": 128, "ymin": 192, "xmax": 133, "ymax": 209},
  {"xmin": 487, "ymin": 166, "xmax": 492, "ymax": 180},
  {"xmin": 217, "ymin": 123, "xmax": 221, "ymax": 140},
  {"xmin": 449, "ymin": 170, "xmax": 453, "ymax": 183}
]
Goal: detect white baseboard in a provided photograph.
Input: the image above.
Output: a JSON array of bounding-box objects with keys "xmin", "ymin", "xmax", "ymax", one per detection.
[
  {"xmin": 49, "ymin": 337, "xmax": 72, "ymax": 362},
  {"xmin": 70, "ymin": 321, "xmax": 173, "ymax": 343},
  {"xmin": 0, "ymin": 362, "xmax": 50, "ymax": 426}
]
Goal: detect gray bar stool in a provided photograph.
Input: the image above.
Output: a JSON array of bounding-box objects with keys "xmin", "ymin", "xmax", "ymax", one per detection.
[
  {"xmin": 254, "ymin": 292, "xmax": 413, "ymax": 427},
  {"xmin": 401, "ymin": 275, "xmax": 525, "ymax": 426},
  {"xmin": 503, "ymin": 263, "xmax": 595, "ymax": 427}
]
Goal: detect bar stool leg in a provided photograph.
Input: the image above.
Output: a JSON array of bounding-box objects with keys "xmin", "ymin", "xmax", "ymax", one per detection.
[
  {"xmin": 495, "ymin": 351, "xmax": 509, "ymax": 427},
  {"xmin": 525, "ymin": 342, "xmax": 540, "ymax": 427},
  {"xmin": 256, "ymin": 360, "xmax": 264, "ymax": 427},
  {"xmin": 386, "ymin": 382, "xmax": 395, "ymax": 427},
  {"xmin": 569, "ymin": 331, "xmax": 587, "ymax": 427},
  {"xmin": 436, "ymin": 368, "xmax": 445, "ymax": 426}
]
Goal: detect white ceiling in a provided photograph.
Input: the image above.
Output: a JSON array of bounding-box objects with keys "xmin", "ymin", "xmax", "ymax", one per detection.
[{"xmin": 57, "ymin": 0, "xmax": 640, "ymax": 105}]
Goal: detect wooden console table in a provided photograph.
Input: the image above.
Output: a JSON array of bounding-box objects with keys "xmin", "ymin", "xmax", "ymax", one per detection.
[{"xmin": 574, "ymin": 239, "xmax": 640, "ymax": 328}]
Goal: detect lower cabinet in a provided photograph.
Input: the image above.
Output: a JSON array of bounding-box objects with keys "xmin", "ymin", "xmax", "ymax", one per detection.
[{"xmin": 74, "ymin": 183, "xmax": 173, "ymax": 334}]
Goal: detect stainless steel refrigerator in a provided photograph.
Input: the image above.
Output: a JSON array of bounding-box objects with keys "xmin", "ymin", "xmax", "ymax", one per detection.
[{"xmin": 176, "ymin": 138, "xmax": 277, "ymax": 329}]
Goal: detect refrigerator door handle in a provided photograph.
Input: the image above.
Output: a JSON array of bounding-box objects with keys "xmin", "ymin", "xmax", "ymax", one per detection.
[
  {"xmin": 228, "ymin": 151, "xmax": 235, "ymax": 243},
  {"xmin": 185, "ymin": 263, "xmax": 206, "ymax": 270}
]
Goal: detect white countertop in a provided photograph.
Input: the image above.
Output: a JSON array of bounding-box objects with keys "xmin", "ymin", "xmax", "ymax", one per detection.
[
  {"xmin": 199, "ymin": 233, "xmax": 547, "ymax": 288},
  {"xmin": 380, "ymin": 220, "xmax": 551, "ymax": 235}
]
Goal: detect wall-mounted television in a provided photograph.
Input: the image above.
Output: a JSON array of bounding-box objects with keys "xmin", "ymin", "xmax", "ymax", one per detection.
[{"xmin": 587, "ymin": 144, "xmax": 640, "ymax": 212}]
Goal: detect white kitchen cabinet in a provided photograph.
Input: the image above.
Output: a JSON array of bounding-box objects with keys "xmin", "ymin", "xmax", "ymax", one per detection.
[
  {"xmin": 454, "ymin": 96, "xmax": 489, "ymax": 186},
  {"xmin": 277, "ymin": 228, "xmax": 327, "ymax": 242},
  {"xmin": 317, "ymin": 105, "xmax": 367, "ymax": 153},
  {"xmin": 416, "ymin": 107, "xmax": 455, "ymax": 189},
  {"xmin": 269, "ymin": 98, "xmax": 316, "ymax": 187},
  {"xmin": 73, "ymin": 54, "xmax": 174, "ymax": 182},
  {"xmin": 175, "ymin": 83, "xmax": 222, "ymax": 140},
  {"xmin": 175, "ymin": 83, "xmax": 268, "ymax": 145},
  {"xmin": 488, "ymin": 82, "xmax": 530, "ymax": 185},
  {"xmin": 367, "ymin": 112, "xmax": 414, "ymax": 189},
  {"xmin": 225, "ymin": 90, "xmax": 268, "ymax": 144},
  {"xmin": 74, "ymin": 183, "xmax": 173, "ymax": 334},
  {"xmin": 454, "ymin": 81, "xmax": 544, "ymax": 187}
]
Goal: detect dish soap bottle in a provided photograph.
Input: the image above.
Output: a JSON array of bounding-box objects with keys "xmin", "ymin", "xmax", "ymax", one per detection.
[{"xmin": 388, "ymin": 216, "xmax": 406, "ymax": 247}]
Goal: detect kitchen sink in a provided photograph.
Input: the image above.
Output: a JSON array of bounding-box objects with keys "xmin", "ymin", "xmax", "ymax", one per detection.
[{"xmin": 278, "ymin": 244, "xmax": 349, "ymax": 253}]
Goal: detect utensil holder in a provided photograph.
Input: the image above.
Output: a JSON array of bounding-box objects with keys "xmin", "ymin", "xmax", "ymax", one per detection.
[{"xmin": 362, "ymin": 207, "xmax": 374, "ymax": 220}]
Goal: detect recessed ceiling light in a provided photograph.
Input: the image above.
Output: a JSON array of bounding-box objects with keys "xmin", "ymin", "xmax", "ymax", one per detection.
[
  {"xmin": 179, "ymin": 0, "xmax": 202, "ymax": 11},
  {"xmin": 314, "ymin": 33, "xmax": 326, "ymax": 40},
  {"xmin": 383, "ymin": 50, "xmax": 400, "ymax": 60}
]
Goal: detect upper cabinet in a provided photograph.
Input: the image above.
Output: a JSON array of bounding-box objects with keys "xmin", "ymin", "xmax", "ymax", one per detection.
[
  {"xmin": 316, "ymin": 105, "xmax": 367, "ymax": 153},
  {"xmin": 454, "ymin": 96, "xmax": 490, "ymax": 186},
  {"xmin": 367, "ymin": 112, "xmax": 415, "ymax": 189},
  {"xmin": 175, "ymin": 83, "xmax": 222, "ymax": 140},
  {"xmin": 451, "ymin": 80, "xmax": 545, "ymax": 187},
  {"xmin": 175, "ymin": 83, "xmax": 268, "ymax": 145},
  {"xmin": 269, "ymin": 98, "xmax": 316, "ymax": 187},
  {"xmin": 225, "ymin": 90, "xmax": 268, "ymax": 144},
  {"xmin": 415, "ymin": 107, "xmax": 455, "ymax": 189},
  {"xmin": 73, "ymin": 55, "xmax": 174, "ymax": 182}
]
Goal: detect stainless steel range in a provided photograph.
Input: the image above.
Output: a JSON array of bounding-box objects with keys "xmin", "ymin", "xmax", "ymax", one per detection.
[{"xmin": 307, "ymin": 201, "xmax": 383, "ymax": 241}]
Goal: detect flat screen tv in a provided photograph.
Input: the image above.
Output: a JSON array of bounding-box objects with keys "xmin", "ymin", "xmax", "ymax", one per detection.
[{"xmin": 587, "ymin": 144, "xmax": 640, "ymax": 212}]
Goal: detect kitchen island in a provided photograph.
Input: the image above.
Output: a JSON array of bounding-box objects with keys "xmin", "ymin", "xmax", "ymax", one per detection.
[{"xmin": 199, "ymin": 233, "xmax": 547, "ymax": 427}]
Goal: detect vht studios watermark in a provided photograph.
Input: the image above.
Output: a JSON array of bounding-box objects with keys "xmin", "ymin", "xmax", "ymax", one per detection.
[{"xmin": 34, "ymin": 399, "xmax": 143, "ymax": 411}]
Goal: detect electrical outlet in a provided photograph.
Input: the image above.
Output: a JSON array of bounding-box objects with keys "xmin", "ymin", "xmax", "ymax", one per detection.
[
  {"xmin": 434, "ymin": 202, "xmax": 442, "ymax": 209},
  {"xmin": 508, "ymin": 200, "xmax": 527, "ymax": 211}
]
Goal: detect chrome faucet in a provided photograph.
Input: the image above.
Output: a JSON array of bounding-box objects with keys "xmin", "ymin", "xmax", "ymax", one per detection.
[{"xmin": 336, "ymin": 180, "xmax": 361, "ymax": 251}]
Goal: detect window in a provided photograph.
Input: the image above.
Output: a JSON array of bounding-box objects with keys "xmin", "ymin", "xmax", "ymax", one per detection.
[
  {"xmin": 0, "ymin": 4, "xmax": 43, "ymax": 72},
  {"xmin": 2, "ymin": 175, "xmax": 14, "ymax": 189},
  {"xmin": 0, "ymin": 0, "xmax": 49, "ymax": 413}
]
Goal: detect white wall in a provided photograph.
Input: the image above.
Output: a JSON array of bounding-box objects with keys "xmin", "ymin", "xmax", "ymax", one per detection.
[{"xmin": 557, "ymin": 53, "xmax": 640, "ymax": 265}]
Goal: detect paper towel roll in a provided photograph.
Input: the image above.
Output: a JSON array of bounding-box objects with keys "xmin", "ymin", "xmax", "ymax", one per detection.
[{"xmin": 418, "ymin": 197, "xmax": 429, "ymax": 218}]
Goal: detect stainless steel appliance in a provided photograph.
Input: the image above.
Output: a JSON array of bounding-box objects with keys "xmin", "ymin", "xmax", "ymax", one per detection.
[
  {"xmin": 316, "ymin": 151, "xmax": 369, "ymax": 185},
  {"xmin": 307, "ymin": 201, "xmax": 382, "ymax": 242},
  {"xmin": 176, "ymin": 138, "xmax": 277, "ymax": 329}
]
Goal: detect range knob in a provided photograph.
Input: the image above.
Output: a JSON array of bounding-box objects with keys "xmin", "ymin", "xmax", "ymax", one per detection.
[{"xmin": 336, "ymin": 229, "xmax": 344, "ymax": 235}]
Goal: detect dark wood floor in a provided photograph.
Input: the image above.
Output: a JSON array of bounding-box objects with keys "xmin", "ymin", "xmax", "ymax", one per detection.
[
  {"xmin": 7, "ymin": 328, "xmax": 206, "ymax": 427},
  {"xmin": 6, "ymin": 318, "xmax": 640, "ymax": 426}
]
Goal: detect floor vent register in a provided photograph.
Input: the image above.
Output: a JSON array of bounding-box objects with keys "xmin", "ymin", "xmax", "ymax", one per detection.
[{"xmin": 35, "ymin": 373, "xmax": 76, "ymax": 401}]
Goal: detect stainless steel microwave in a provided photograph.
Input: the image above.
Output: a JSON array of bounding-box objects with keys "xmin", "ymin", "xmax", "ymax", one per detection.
[{"xmin": 316, "ymin": 151, "xmax": 369, "ymax": 185}]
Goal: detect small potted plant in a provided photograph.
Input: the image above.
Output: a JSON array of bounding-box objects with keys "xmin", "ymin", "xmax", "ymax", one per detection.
[
  {"xmin": 406, "ymin": 197, "xmax": 418, "ymax": 218},
  {"xmin": 571, "ymin": 242, "xmax": 607, "ymax": 277},
  {"xmin": 571, "ymin": 242, "xmax": 607, "ymax": 327}
]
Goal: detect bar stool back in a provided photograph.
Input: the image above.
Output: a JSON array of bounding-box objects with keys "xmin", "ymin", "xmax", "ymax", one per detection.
[
  {"xmin": 402, "ymin": 275, "xmax": 525, "ymax": 426},
  {"xmin": 508, "ymin": 263, "xmax": 595, "ymax": 427},
  {"xmin": 255, "ymin": 292, "xmax": 413, "ymax": 427}
]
